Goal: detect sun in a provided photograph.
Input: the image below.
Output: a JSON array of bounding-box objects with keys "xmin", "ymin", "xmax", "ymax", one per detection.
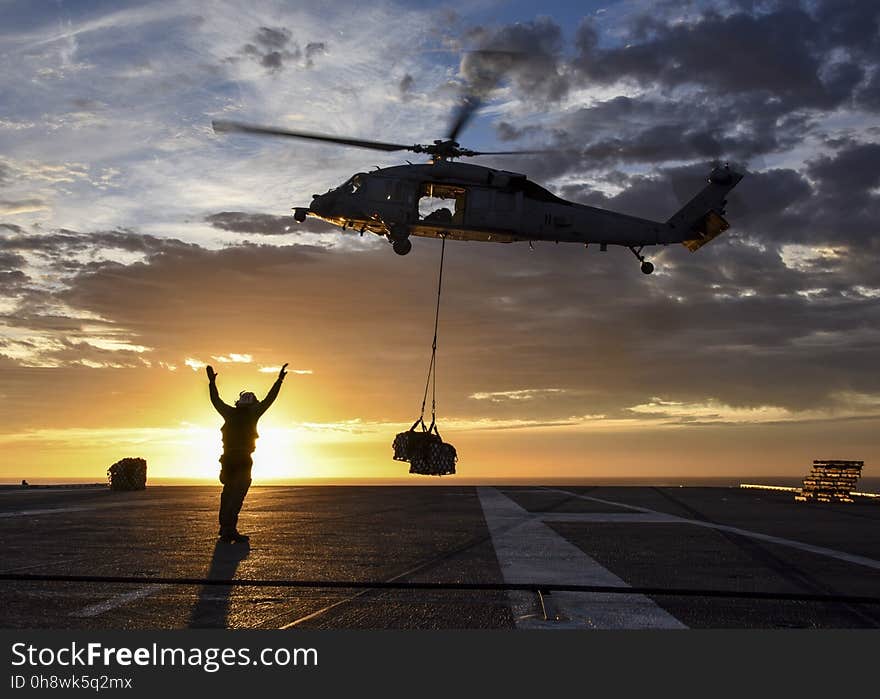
[
  {"xmin": 160, "ymin": 422, "xmax": 308, "ymax": 482},
  {"xmin": 250, "ymin": 425, "xmax": 304, "ymax": 481}
]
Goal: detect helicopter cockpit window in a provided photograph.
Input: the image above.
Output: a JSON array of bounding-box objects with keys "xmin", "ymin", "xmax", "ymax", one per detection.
[
  {"xmin": 418, "ymin": 183, "xmax": 466, "ymax": 224},
  {"xmin": 337, "ymin": 174, "xmax": 363, "ymax": 195}
]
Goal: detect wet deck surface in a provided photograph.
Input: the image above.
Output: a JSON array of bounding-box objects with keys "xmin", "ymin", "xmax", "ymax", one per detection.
[{"xmin": 1, "ymin": 485, "xmax": 878, "ymax": 629}]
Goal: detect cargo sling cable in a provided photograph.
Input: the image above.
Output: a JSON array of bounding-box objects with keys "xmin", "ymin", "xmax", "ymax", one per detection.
[
  {"xmin": 2, "ymin": 572, "xmax": 880, "ymax": 606},
  {"xmin": 419, "ymin": 235, "xmax": 445, "ymax": 432},
  {"xmin": 393, "ymin": 236, "xmax": 457, "ymax": 475}
]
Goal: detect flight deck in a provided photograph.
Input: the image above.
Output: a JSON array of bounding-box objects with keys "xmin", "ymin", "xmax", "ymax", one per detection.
[{"xmin": 1, "ymin": 485, "xmax": 878, "ymax": 629}]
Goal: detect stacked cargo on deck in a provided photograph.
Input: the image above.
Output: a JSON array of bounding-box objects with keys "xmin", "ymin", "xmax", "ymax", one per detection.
[
  {"xmin": 107, "ymin": 457, "xmax": 148, "ymax": 491},
  {"xmin": 795, "ymin": 459, "xmax": 862, "ymax": 503}
]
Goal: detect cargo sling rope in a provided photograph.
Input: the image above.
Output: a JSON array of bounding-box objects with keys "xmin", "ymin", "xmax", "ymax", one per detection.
[
  {"xmin": 420, "ymin": 235, "xmax": 444, "ymax": 433},
  {"xmin": 393, "ymin": 236, "xmax": 458, "ymax": 475}
]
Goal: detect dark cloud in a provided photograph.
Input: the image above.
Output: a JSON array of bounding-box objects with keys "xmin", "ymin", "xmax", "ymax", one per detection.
[
  {"xmin": 304, "ymin": 42, "xmax": 326, "ymax": 68},
  {"xmin": 572, "ymin": 7, "xmax": 873, "ymax": 112},
  {"xmin": 807, "ymin": 141, "xmax": 880, "ymax": 196},
  {"xmin": 0, "ymin": 162, "xmax": 11, "ymax": 186},
  {"xmin": 460, "ymin": 18, "xmax": 569, "ymax": 103},
  {"xmin": 255, "ymin": 27, "xmax": 292, "ymax": 50},
  {"xmin": 813, "ymin": 0, "xmax": 880, "ymax": 57},
  {"xmin": 856, "ymin": 68, "xmax": 880, "ymax": 111},
  {"xmin": 399, "ymin": 73, "xmax": 414, "ymax": 97},
  {"xmin": 0, "ymin": 229, "xmax": 198, "ymax": 256},
  {"xmin": 0, "ymin": 249, "xmax": 30, "ymax": 294},
  {"xmin": 470, "ymin": 2, "xmax": 879, "ymax": 189},
  {"xmin": 205, "ymin": 212, "xmax": 336, "ymax": 235},
  {"xmin": 0, "ymin": 251, "xmax": 26, "ymax": 270},
  {"xmin": 239, "ymin": 27, "xmax": 326, "ymax": 72},
  {"xmin": 0, "ymin": 269, "xmax": 29, "ymax": 293},
  {"xmin": 495, "ymin": 121, "xmax": 541, "ymax": 143},
  {"xmin": 1, "ymin": 211, "xmax": 875, "ymax": 425}
]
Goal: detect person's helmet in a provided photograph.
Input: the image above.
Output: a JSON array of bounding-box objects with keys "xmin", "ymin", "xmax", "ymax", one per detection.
[{"xmin": 235, "ymin": 391, "xmax": 258, "ymax": 407}]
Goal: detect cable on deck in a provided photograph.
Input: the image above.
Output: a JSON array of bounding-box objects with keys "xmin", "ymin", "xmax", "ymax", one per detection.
[{"xmin": 2, "ymin": 572, "xmax": 879, "ymax": 606}]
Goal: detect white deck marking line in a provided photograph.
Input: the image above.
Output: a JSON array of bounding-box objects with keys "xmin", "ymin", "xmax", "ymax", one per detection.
[
  {"xmin": 543, "ymin": 487, "xmax": 880, "ymax": 572},
  {"xmin": 69, "ymin": 585, "xmax": 169, "ymax": 618},
  {"xmin": 478, "ymin": 487, "xmax": 686, "ymax": 630}
]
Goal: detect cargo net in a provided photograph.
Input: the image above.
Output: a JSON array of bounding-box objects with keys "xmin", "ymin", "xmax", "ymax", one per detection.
[
  {"xmin": 107, "ymin": 457, "xmax": 147, "ymax": 491},
  {"xmin": 393, "ymin": 419, "xmax": 457, "ymax": 476},
  {"xmin": 795, "ymin": 459, "xmax": 863, "ymax": 503}
]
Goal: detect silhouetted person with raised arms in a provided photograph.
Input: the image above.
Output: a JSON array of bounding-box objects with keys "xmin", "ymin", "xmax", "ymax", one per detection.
[{"xmin": 206, "ymin": 362, "xmax": 288, "ymax": 543}]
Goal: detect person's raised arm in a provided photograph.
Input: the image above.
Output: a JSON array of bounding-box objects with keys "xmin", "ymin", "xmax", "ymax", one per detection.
[
  {"xmin": 206, "ymin": 365, "xmax": 233, "ymax": 418},
  {"xmin": 257, "ymin": 363, "xmax": 287, "ymax": 416}
]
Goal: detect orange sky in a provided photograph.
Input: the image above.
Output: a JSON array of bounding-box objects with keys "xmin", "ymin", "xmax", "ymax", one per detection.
[
  {"xmin": 2, "ymin": 239, "xmax": 877, "ymax": 484},
  {"xmin": 3, "ymin": 3, "xmax": 880, "ymax": 485}
]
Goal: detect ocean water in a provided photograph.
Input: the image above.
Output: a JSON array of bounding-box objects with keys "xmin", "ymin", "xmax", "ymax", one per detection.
[{"xmin": 4, "ymin": 475, "xmax": 880, "ymax": 492}]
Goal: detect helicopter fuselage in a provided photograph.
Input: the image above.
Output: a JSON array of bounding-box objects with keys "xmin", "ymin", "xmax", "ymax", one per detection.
[{"xmin": 298, "ymin": 160, "xmax": 742, "ymax": 269}]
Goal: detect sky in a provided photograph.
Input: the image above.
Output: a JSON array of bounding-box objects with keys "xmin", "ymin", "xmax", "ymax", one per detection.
[{"xmin": 1, "ymin": 0, "xmax": 879, "ymax": 483}]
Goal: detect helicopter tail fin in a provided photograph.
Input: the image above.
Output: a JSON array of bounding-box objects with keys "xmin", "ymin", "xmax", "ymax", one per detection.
[{"xmin": 667, "ymin": 166, "xmax": 744, "ymax": 252}]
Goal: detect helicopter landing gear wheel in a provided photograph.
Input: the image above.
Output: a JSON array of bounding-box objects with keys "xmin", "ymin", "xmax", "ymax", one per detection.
[
  {"xmin": 629, "ymin": 246, "xmax": 654, "ymax": 275},
  {"xmin": 392, "ymin": 238, "xmax": 412, "ymax": 256},
  {"xmin": 388, "ymin": 225, "xmax": 412, "ymax": 256}
]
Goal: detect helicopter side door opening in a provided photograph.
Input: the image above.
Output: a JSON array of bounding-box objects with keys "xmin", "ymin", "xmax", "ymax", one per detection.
[{"xmin": 418, "ymin": 183, "xmax": 466, "ymax": 225}]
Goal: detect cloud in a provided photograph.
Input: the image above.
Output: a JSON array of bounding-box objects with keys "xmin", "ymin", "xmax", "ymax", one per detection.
[
  {"xmin": 627, "ymin": 393, "xmax": 880, "ymax": 425},
  {"xmin": 0, "ymin": 228, "xmax": 198, "ymax": 260},
  {"xmin": 460, "ymin": 18, "xmax": 569, "ymax": 103},
  {"xmin": 1, "ymin": 1, "xmax": 880, "ymax": 477},
  {"xmin": 238, "ymin": 26, "xmax": 327, "ymax": 72},
  {"xmin": 470, "ymin": 388, "xmax": 567, "ymax": 402},
  {"xmin": 0, "ymin": 198, "xmax": 47, "ymax": 215},
  {"xmin": 0, "ymin": 251, "xmax": 27, "ymax": 270},
  {"xmin": 205, "ymin": 211, "xmax": 335, "ymax": 235},
  {"xmin": 398, "ymin": 73, "xmax": 414, "ymax": 97},
  {"xmin": 470, "ymin": 3, "xmax": 880, "ymax": 198},
  {"xmin": 211, "ymin": 353, "xmax": 252, "ymax": 363},
  {"xmin": 0, "ymin": 217, "xmax": 872, "ymax": 425},
  {"xmin": 573, "ymin": 5, "xmax": 873, "ymax": 111},
  {"xmin": 259, "ymin": 365, "xmax": 312, "ymax": 374},
  {"xmin": 304, "ymin": 42, "xmax": 326, "ymax": 67}
]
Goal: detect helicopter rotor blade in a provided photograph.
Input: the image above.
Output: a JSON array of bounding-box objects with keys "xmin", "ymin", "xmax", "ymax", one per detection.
[
  {"xmin": 446, "ymin": 50, "xmax": 526, "ymax": 142},
  {"xmin": 447, "ymin": 95, "xmax": 482, "ymax": 143},
  {"xmin": 212, "ymin": 120, "xmax": 413, "ymax": 152},
  {"xmin": 466, "ymin": 149, "xmax": 557, "ymax": 156}
]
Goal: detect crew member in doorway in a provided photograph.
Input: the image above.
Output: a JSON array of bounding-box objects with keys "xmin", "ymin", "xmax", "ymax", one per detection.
[{"xmin": 206, "ymin": 362, "xmax": 288, "ymax": 543}]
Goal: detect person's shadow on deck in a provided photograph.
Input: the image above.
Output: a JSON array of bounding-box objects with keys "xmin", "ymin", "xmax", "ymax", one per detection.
[{"xmin": 188, "ymin": 541, "xmax": 250, "ymax": 628}]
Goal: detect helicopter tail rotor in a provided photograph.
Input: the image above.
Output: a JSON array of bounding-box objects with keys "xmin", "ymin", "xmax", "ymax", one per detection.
[{"xmin": 667, "ymin": 163, "xmax": 745, "ymax": 252}]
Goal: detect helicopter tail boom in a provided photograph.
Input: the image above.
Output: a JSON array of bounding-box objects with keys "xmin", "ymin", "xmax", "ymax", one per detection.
[{"xmin": 666, "ymin": 166, "xmax": 744, "ymax": 252}]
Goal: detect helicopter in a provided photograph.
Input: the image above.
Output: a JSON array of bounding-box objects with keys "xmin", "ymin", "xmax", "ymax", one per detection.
[{"xmin": 213, "ymin": 103, "xmax": 743, "ymax": 274}]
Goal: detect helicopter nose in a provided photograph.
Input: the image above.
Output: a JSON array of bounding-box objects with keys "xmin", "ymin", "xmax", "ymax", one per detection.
[{"xmin": 310, "ymin": 193, "xmax": 330, "ymax": 215}]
